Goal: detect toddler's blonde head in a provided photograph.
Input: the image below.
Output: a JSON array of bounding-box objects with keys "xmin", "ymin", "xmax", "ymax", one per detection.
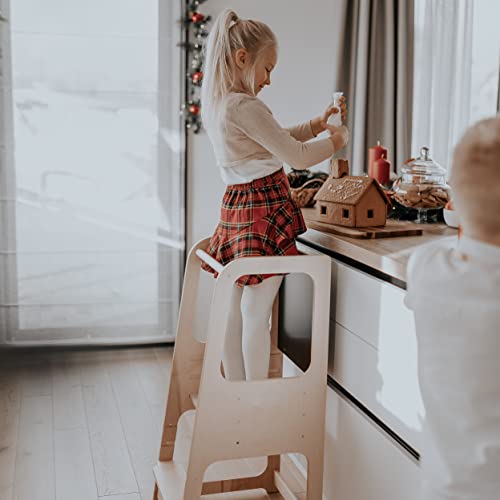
[
  {"xmin": 451, "ymin": 115, "xmax": 500, "ymax": 243},
  {"xmin": 201, "ymin": 9, "xmax": 277, "ymax": 122}
]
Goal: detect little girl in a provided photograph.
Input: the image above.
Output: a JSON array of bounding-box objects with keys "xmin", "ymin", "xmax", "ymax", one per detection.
[{"xmin": 200, "ymin": 9, "xmax": 348, "ymax": 381}]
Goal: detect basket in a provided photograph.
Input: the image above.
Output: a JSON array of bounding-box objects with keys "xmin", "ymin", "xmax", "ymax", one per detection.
[{"xmin": 290, "ymin": 178, "xmax": 326, "ymax": 208}]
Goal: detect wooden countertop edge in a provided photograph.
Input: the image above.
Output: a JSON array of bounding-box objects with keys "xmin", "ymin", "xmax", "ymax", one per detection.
[
  {"xmin": 299, "ymin": 228, "xmax": 408, "ymax": 284},
  {"xmin": 299, "ymin": 208, "xmax": 458, "ymax": 286}
]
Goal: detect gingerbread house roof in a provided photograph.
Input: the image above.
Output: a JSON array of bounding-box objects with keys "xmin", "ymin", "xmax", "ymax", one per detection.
[{"xmin": 314, "ymin": 176, "xmax": 390, "ymax": 206}]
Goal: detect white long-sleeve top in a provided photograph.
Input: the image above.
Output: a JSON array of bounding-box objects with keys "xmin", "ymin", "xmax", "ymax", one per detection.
[
  {"xmin": 405, "ymin": 236, "xmax": 500, "ymax": 500},
  {"xmin": 205, "ymin": 92, "xmax": 334, "ymax": 185}
]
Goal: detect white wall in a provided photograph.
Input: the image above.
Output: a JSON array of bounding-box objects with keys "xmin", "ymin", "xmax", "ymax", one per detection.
[{"xmin": 186, "ymin": 0, "xmax": 344, "ymax": 249}]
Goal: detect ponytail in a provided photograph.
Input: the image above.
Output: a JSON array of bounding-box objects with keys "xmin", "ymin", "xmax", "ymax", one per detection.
[{"xmin": 201, "ymin": 9, "xmax": 277, "ymax": 126}]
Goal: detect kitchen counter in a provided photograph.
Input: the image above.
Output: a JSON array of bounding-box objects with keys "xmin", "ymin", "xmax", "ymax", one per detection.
[
  {"xmin": 299, "ymin": 207, "xmax": 457, "ymax": 288},
  {"xmin": 278, "ymin": 208, "xmax": 456, "ymax": 499}
]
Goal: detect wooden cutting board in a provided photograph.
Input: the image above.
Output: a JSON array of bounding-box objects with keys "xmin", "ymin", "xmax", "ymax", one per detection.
[{"xmin": 303, "ymin": 210, "xmax": 423, "ymax": 239}]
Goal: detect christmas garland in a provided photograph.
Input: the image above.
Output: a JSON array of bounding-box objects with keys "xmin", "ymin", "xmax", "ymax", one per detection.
[{"xmin": 180, "ymin": 0, "xmax": 211, "ymax": 133}]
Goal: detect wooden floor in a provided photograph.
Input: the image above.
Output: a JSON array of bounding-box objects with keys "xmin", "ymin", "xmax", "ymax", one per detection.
[{"xmin": 0, "ymin": 346, "xmax": 284, "ymax": 500}]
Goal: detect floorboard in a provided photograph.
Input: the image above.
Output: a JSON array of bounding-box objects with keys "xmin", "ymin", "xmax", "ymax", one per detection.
[
  {"xmin": 0, "ymin": 367, "xmax": 21, "ymax": 500},
  {"xmin": 54, "ymin": 427, "xmax": 98, "ymax": 500},
  {"xmin": 108, "ymin": 352, "xmax": 159, "ymax": 500},
  {"xmin": 81, "ymin": 354, "xmax": 139, "ymax": 497},
  {"xmin": 14, "ymin": 395, "xmax": 55, "ymax": 500}
]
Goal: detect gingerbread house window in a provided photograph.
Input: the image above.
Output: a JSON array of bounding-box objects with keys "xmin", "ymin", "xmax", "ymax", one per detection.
[
  {"xmin": 367, "ymin": 209, "xmax": 374, "ymax": 219},
  {"xmin": 320, "ymin": 205, "xmax": 327, "ymax": 215},
  {"xmin": 342, "ymin": 209, "xmax": 350, "ymax": 218}
]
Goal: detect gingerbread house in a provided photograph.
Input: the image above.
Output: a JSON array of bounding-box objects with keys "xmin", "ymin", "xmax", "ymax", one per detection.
[{"xmin": 314, "ymin": 159, "xmax": 390, "ymax": 227}]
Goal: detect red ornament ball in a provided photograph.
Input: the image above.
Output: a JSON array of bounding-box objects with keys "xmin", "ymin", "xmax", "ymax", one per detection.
[
  {"xmin": 191, "ymin": 12, "xmax": 204, "ymax": 23},
  {"xmin": 192, "ymin": 71, "xmax": 203, "ymax": 83},
  {"xmin": 189, "ymin": 104, "xmax": 200, "ymax": 116}
]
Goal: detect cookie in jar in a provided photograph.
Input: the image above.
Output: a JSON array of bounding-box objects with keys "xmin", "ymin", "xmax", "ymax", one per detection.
[{"xmin": 393, "ymin": 146, "xmax": 450, "ymax": 222}]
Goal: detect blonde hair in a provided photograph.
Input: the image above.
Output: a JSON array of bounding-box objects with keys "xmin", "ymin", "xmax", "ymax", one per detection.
[
  {"xmin": 201, "ymin": 9, "xmax": 277, "ymax": 124},
  {"xmin": 451, "ymin": 115, "xmax": 500, "ymax": 235}
]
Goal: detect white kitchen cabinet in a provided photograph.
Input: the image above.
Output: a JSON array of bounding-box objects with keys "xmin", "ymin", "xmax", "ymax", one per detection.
[
  {"xmin": 331, "ymin": 261, "xmax": 425, "ymax": 452},
  {"xmin": 322, "ymin": 388, "xmax": 421, "ymax": 500}
]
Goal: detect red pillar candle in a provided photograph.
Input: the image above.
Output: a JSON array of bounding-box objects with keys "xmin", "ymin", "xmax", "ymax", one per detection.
[
  {"xmin": 372, "ymin": 154, "xmax": 391, "ymax": 186},
  {"xmin": 368, "ymin": 140, "xmax": 388, "ymax": 178}
]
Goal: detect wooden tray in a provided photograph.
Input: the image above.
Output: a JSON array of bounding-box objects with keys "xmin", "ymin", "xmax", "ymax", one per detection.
[{"xmin": 303, "ymin": 213, "xmax": 423, "ymax": 239}]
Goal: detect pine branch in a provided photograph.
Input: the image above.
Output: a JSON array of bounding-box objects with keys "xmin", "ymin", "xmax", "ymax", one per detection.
[{"xmin": 180, "ymin": 1, "xmax": 211, "ymax": 133}]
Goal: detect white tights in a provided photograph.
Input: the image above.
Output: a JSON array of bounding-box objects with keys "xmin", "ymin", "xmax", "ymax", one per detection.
[{"xmin": 222, "ymin": 276, "xmax": 283, "ymax": 381}]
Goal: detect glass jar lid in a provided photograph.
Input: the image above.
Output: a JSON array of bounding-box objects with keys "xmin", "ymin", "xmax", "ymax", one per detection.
[{"xmin": 403, "ymin": 146, "xmax": 446, "ymax": 176}]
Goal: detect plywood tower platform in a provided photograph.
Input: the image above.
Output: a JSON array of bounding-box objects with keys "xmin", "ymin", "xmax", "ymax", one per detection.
[{"xmin": 153, "ymin": 238, "xmax": 331, "ymax": 499}]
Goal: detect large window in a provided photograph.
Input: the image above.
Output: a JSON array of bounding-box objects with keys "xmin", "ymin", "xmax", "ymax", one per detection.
[
  {"xmin": 412, "ymin": 0, "xmax": 500, "ymax": 171},
  {"xmin": 0, "ymin": 0, "xmax": 184, "ymax": 344},
  {"xmin": 469, "ymin": 0, "xmax": 500, "ymax": 123}
]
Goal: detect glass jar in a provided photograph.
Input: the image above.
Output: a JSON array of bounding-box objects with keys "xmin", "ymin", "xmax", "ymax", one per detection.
[{"xmin": 393, "ymin": 146, "xmax": 451, "ymax": 223}]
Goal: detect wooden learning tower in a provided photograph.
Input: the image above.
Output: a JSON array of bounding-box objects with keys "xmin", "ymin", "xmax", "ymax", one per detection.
[{"xmin": 153, "ymin": 238, "xmax": 331, "ymax": 499}]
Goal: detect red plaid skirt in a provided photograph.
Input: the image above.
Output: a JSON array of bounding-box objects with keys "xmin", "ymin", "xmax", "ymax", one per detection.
[{"xmin": 201, "ymin": 168, "xmax": 307, "ymax": 286}]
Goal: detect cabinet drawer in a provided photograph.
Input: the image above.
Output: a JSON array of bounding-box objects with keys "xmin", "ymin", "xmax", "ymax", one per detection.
[
  {"xmin": 332, "ymin": 261, "xmax": 414, "ymax": 350},
  {"xmin": 323, "ymin": 388, "xmax": 421, "ymax": 500},
  {"xmin": 332, "ymin": 323, "xmax": 424, "ymax": 452}
]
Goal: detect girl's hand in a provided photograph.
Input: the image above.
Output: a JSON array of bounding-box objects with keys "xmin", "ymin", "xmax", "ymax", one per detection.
[
  {"xmin": 311, "ymin": 95, "xmax": 347, "ymax": 136},
  {"xmin": 327, "ymin": 125, "xmax": 349, "ymax": 152},
  {"xmin": 323, "ymin": 95, "xmax": 347, "ymax": 125}
]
